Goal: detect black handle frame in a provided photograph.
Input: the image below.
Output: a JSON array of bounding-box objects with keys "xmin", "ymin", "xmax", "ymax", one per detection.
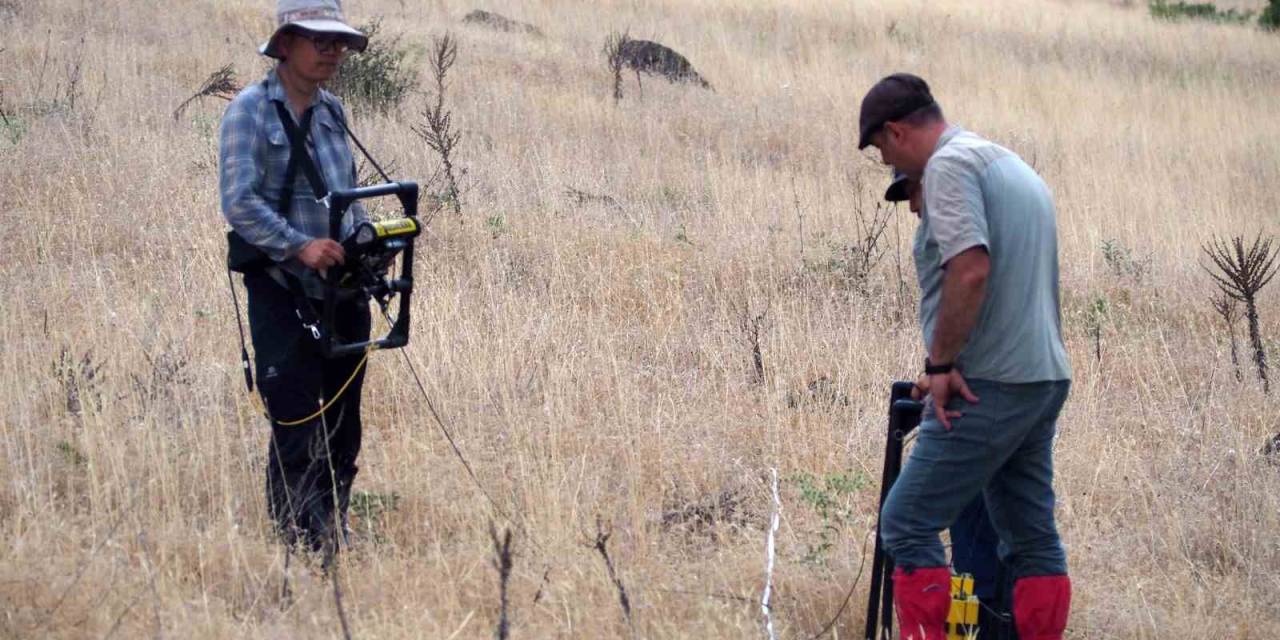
[
  {"xmin": 321, "ymin": 182, "xmax": 420, "ymax": 358},
  {"xmin": 865, "ymin": 381, "xmax": 924, "ymax": 640}
]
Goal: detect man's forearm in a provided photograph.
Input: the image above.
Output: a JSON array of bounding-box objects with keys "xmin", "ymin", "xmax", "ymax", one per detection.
[
  {"xmin": 929, "ymin": 251, "xmax": 989, "ymax": 364},
  {"xmin": 930, "ymin": 280, "xmax": 984, "ymax": 364}
]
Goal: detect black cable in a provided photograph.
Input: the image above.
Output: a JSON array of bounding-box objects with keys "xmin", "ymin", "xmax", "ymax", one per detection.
[
  {"xmin": 806, "ymin": 527, "xmax": 873, "ymax": 640},
  {"xmin": 226, "ymin": 269, "xmax": 254, "ymax": 392},
  {"xmin": 376, "ymin": 285, "xmax": 561, "ymax": 623},
  {"xmin": 325, "ymin": 104, "xmax": 393, "ymax": 184},
  {"xmin": 394, "ymin": 335, "xmax": 501, "ymax": 512},
  {"xmin": 379, "ymin": 305, "xmax": 530, "ymax": 541}
]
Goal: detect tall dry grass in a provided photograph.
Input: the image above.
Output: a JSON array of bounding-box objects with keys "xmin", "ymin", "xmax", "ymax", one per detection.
[{"xmin": 2, "ymin": 0, "xmax": 1279, "ymax": 637}]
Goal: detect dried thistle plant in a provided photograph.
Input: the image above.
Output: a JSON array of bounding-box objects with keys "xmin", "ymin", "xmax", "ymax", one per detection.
[
  {"xmin": 412, "ymin": 33, "xmax": 463, "ymax": 216},
  {"xmin": 172, "ymin": 64, "xmax": 240, "ymax": 121},
  {"xmin": 1202, "ymin": 233, "xmax": 1280, "ymax": 392}
]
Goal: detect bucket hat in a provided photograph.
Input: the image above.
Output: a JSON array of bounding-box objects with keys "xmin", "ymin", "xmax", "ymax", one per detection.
[{"xmin": 260, "ymin": 0, "xmax": 368, "ymax": 59}]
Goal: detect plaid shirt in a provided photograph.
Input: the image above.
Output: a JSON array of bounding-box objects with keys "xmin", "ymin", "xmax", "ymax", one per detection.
[{"xmin": 219, "ymin": 68, "xmax": 366, "ymax": 298}]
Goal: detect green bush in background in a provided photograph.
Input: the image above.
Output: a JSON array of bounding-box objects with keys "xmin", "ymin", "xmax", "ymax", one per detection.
[
  {"xmin": 1261, "ymin": 0, "xmax": 1280, "ymax": 30},
  {"xmin": 1148, "ymin": 0, "xmax": 1254, "ymax": 24}
]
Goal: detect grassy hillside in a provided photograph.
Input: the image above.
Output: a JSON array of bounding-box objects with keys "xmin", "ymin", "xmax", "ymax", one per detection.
[{"xmin": 2, "ymin": 0, "xmax": 1279, "ymax": 637}]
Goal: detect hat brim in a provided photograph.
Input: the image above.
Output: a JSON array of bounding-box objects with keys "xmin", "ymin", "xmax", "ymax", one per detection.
[
  {"xmin": 858, "ymin": 124, "xmax": 880, "ymax": 150},
  {"xmin": 884, "ymin": 178, "xmax": 909, "ymax": 202},
  {"xmin": 884, "ymin": 169, "xmax": 911, "ymax": 202},
  {"xmin": 259, "ymin": 20, "xmax": 368, "ymax": 58}
]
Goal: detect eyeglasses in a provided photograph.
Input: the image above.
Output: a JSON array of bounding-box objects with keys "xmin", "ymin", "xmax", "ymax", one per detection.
[{"xmin": 303, "ymin": 33, "xmax": 351, "ymax": 54}]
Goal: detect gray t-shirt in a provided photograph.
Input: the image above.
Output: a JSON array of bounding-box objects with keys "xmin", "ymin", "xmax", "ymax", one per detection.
[{"xmin": 914, "ymin": 127, "xmax": 1072, "ymax": 383}]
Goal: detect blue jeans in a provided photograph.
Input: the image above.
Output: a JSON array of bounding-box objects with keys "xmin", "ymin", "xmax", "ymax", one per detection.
[{"xmin": 881, "ymin": 379, "xmax": 1071, "ymax": 579}]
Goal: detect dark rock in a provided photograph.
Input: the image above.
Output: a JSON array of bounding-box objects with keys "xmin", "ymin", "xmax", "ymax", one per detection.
[
  {"xmin": 1263, "ymin": 432, "xmax": 1280, "ymax": 462},
  {"xmin": 618, "ymin": 39, "xmax": 712, "ymax": 89},
  {"xmin": 563, "ymin": 187, "xmax": 620, "ymax": 210},
  {"xmin": 786, "ymin": 376, "xmax": 850, "ymax": 410},
  {"xmin": 462, "ymin": 10, "xmax": 544, "ymax": 37},
  {"xmin": 658, "ymin": 488, "xmax": 751, "ymax": 538}
]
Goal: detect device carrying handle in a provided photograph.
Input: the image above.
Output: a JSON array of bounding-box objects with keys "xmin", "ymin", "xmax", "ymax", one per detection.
[{"xmin": 327, "ymin": 182, "xmax": 420, "ymax": 241}]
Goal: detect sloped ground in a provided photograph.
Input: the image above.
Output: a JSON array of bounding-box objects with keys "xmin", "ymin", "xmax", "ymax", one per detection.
[{"xmin": 1, "ymin": 0, "xmax": 1279, "ymax": 637}]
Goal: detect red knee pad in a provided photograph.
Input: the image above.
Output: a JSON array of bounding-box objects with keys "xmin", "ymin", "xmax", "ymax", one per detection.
[
  {"xmin": 1014, "ymin": 574, "xmax": 1072, "ymax": 640},
  {"xmin": 893, "ymin": 566, "xmax": 951, "ymax": 640}
]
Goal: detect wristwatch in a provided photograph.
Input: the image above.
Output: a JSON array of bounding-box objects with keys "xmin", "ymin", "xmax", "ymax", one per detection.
[{"xmin": 924, "ymin": 358, "xmax": 953, "ymax": 375}]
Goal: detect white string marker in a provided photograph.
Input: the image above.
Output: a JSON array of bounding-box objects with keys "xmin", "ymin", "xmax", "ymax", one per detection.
[{"xmin": 762, "ymin": 467, "xmax": 782, "ymax": 640}]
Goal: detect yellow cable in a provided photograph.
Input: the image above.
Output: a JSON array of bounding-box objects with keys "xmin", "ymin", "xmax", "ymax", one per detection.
[
  {"xmin": 273, "ymin": 348, "xmax": 373, "ymax": 427},
  {"xmin": 254, "ymin": 306, "xmax": 393, "ymax": 427}
]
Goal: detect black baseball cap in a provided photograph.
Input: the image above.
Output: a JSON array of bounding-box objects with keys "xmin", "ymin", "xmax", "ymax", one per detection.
[
  {"xmin": 884, "ymin": 170, "xmax": 910, "ymax": 202},
  {"xmin": 857, "ymin": 73, "xmax": 937, "ymax": 149}
]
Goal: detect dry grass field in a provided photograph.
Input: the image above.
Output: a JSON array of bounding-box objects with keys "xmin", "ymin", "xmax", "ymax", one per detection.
[{"xmin": 3, "ymin": 0, "xmax": 1280, "ymax": 637}]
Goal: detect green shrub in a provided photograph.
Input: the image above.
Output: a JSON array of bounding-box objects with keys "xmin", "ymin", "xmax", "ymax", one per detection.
[
  {"xmin": 328, "ymin": 19, "xmax": 417, "ymax": 115},
  {"xmin": 0, "ymin": 111, "xmax": 25, "ymax": 148},
  {"xmin": 350, "ymin": 490, "xmax": 400, "ymax": 543},
  {"xmin": 1100, "ymin": 238, "xmax": 1150, "ymax": 282},
  {"xmin": 790, "ymin": 470, "xmax": 868, "ymax": 565},
  {"xmin": 1262, "ymin": 0, "xmax": 1280, "ymax": 30},
  {"xmin": 1148, "ymin": 0, "xmax": 1253, "ymax": 24}
]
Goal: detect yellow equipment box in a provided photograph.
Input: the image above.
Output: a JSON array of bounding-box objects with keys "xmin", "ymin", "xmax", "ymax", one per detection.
[{"xmin": 946, "ymin": 573, "xmax": 980, "ymax": 640}]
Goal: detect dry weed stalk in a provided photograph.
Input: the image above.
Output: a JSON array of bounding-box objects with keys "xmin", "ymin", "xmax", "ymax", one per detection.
[
  {"xmin": 1211, "ymin": 292, "xmax": 1243, "ymax": 381},
  {"xmin": 591, "ymin": 517, "xmax": 633, "ymax": 632},
  {"xmin": 329, "ymin": 560, "xmax": 354, "ymax": 640},
  {"xmin": 733, "ymin": 297, "xmax": 772, "ymax": 384},
  {"xmin": 792, "ymin": 175, "xmax": 806, "ymax": 262},
  {"xmin": 1085, "ymin": 296, "xmax": 1107, "ymax": 364},
  {"xmin": 846, "ymin": 202, "xmax": 893, "ymax": 292},
  {"xmin": 413, "ymin": 33, "xmax": 463, "ymax": 216},
  {"xmin": 1202, "ymin": 233, "xmax": 1280, "ymax": 392},
  {"xmin": 58, "ymin": 35, "xmax": 85, "ymax": 114},
  {"xmin": 532, "ymin": 567, "xmax": 551, "ymax": 605},
  {"xmin": 53, "ymin": 347, "xmax": 103, "ymax": 415},
  {"xmin": 603, "ymin": 30, "xmax": 630, "ymax": 103},
  {"xmin": 490, "ymin": 525, "xmax": 514, "ymax": 640},
  {"xmin": 172, "ymin": 64, "xmax": 240, "ymax": 121},
  {"xmin": 0, "ymin": 83, "xmax": 15, "ymax": 130}
]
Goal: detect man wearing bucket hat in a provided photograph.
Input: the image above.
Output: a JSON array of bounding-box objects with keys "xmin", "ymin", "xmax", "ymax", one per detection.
[
  {"xmin": 219, "ymin": 0, "xmax": 372, "ymax": 557},
  {"xmin": 888, "ymin": 170, "xmax": 1019, "ymax": 640},
  {"xmin": 861, "ymin": 74, "xmax": 1073, "ymax": 640}
]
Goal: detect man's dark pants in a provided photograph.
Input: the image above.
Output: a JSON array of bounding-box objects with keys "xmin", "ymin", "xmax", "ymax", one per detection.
[
  {"xmin": 951, "ymin": 496, "xmax": 1014, "ymax": 637},
  {"xmin": 244, "ymin": 271, "xmax": 371, "ymax": 553}
]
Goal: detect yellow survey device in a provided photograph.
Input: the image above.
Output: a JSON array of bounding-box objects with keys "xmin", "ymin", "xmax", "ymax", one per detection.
[
  {"xmin": 338, "ymin": 217, "xmax": 422, "ymax": 291},
  {"xmin": 363, "ymin": 217, "xmax": 419, "ymax": 240},
  {"xmin": 946, "ymin": 573, "xmax": 980, "ymax": 640}
]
